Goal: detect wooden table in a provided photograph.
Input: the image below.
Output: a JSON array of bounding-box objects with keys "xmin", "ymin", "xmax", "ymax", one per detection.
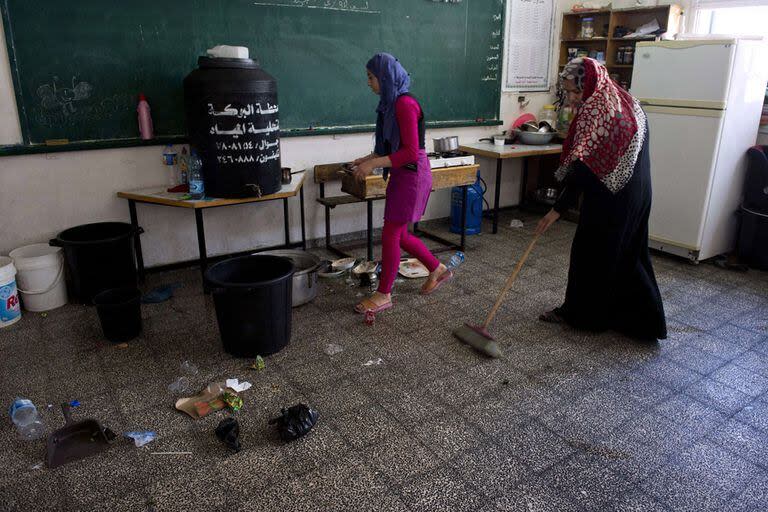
[
  {"xmin": 117, "ymin": 173, "xmax": 306, "ymax": 282},
  {"xmin": 314, "ymin": 163, "xmax": 479, "ymax": 261},
  {"xmin": 459, "ymin": 142, "xmax": 562, "ymax": 234}
]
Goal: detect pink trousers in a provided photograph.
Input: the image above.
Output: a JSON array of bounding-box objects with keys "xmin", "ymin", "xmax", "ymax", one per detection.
[{"xmin": 377, "ymin": 221, "xmax": 440, "ymax": 294}]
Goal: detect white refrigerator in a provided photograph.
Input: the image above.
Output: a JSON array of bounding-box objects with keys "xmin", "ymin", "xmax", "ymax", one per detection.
[{"xmin": 630, "ymin": 38, "xmax": 768, "ymax": 262}]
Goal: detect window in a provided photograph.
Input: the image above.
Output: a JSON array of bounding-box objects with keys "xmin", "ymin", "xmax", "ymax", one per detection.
[{"xmin": 691, "ymin": 2, "xmax": 768, "ymax": 39}]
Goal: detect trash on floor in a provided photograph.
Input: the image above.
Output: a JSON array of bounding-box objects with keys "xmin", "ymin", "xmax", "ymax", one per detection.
[
  {"xmin": 509, "ymin": 219, "xmax": 524, "ymax": 228},
  {"xmin": 175, "ymin": 382, "xmax": 240, "ymax": 419},
  {"xmin": 269, "ymin": 404, "xmax": 319, "ymax": 442},
  {"xmin": 168, "ymin": 377, "xmax": 192, "ymax": 394},
  {"xmin": 141, "ymin": 283, "xmax": 182, "ymax": 304},
  {"xmin": 225, "ymin": 378, "xmax": 252, "ymax": 393},
  {"xmin": 215, "ymin": 417, "xmax": 242, "ymax": 452},
  {"xmin": 116, "ymin": 342, "xmax": 130, "ymax": 350},
  {"xmin": 247, "ymin": 355, "xmax": 266, "ymax": 371},
  {"xmin": 364, "ymin": 310, "xmax": 376, "ymax": 326},
  {"xmin": 46, "ymin": 403, "xmax": 117, "ymax": 469},
  {"xmin": 30, "ymin": 462, "xmax": 44, "ymax": 470},
  {"xmin": 180, "ymin": 360, "xmax": 199, "ymax": 375},
  {"xmin": 362, "ymin": 358, "xmax": 384, "ymax": 366},
  {"xmin": 398, "ymin": 258, "xmax": 429, "ymax": 279},
  {"xmin": 124, "ymin": 431, "xmax": 157, "ymax": 447},
  {"xmin": 9, "ymin": 398, "xmax": 46, "ymax": 441},
  {"xmin": 324, "ymin": 343, "xmax": 344, "ymax": 356},
  {"xmin": 69, "ymin": 400, "xmax": 80, "ymax": 408},
  {"xmin": 222, "ymin": 392, "xmax": 243, "ymax": 412}
]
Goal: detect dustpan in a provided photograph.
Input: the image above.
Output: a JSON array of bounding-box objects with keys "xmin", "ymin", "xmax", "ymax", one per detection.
[{"xmin": 46, "ymin": 403, "xmax": 116, "ymax": 469}]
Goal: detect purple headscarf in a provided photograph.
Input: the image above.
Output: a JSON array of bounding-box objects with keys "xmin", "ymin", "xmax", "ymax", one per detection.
[{"xmin": 366, "ymin": 53, "xmax": 411, "ymax": 156}]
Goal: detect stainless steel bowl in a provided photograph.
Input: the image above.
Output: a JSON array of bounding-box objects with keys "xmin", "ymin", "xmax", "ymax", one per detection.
[
  {"xmin": 514, "ymin": 129, "xmax": 556, "ymax": 145},
  {"xmin": 259, "ymin": 249, "xmax": 322, "ymax": 307}
]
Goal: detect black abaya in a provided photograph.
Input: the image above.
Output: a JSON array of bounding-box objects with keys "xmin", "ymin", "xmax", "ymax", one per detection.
[{"xmin": 552, "ymin": 129, "xmax": 667, "ymax": 340}]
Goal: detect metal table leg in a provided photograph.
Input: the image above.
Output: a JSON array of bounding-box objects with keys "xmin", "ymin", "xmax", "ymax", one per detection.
[
  {"xmin": 283, "ymin": 198, "xmax": 290, "ymax": 246},
  {"xmin": 460, "ymin": 185, "xmax": 467, "ymax": 251},
  {"xmin": 299, "ymin": 185, "xmax": 306, "ymax": 250},
  {"xmin": 367, "ymin": 200, "xmax": 374, "ymax": 262},
  {"xmin": 128, "ymin": 200, "xmax": 145, "ymax": 283},
  {"xmin": 493, "ymin": 158, "xmax": 502, "ymax": 234},
  {"xmin": 194, "ymin": 209, "xmax": 207, "ymax": 282}
]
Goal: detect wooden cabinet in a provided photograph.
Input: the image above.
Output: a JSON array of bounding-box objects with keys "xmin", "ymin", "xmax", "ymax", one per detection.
[{"xmin": 559, "ymin": 5, "xmax": 682, "ymax": 90}]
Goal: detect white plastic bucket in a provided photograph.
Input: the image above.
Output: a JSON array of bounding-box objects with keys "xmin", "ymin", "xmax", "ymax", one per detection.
[
  {"xmin": 9, "ymin": 244, "xmax": 67, "ymax": 312},
  {"xmin": 0, "ymin": 257, "xmax": 21, "ymax": 327}
]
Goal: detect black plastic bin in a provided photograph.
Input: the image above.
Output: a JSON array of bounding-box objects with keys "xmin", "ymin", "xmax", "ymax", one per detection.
[
  {"xmin": 204, "ymin": 255, "xmax": 294, "ymax": 357},
  {"xmin": 738, "ymin": 206, "xmax": 768, "ymax": 270},
  {"xmin": 94, "ymin": 287, "xmax": 142, "ymax": 343},
  {"xmin": 50, "ymin": 222, "xmax": 141, "ymax": 304}
]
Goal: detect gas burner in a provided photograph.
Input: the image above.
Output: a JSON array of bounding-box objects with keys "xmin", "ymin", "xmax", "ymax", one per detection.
[{"xmin": 428, "ymin": 150, "xmax": 471, "ymax": 159}]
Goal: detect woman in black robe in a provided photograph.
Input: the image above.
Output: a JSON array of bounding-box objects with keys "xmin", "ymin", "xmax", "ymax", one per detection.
[{"xmin": 535, "ymin": 57, "xmax": 666, "ymax": 341}]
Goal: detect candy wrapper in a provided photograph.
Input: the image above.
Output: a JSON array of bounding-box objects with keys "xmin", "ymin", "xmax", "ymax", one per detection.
[{"xmin": 223, "ymin": 392, "xmax": 243, "ymax": 412}]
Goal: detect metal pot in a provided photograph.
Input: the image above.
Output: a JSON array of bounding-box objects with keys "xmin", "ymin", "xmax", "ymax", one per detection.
[
  {"xmin": 259, "ymin": 250, "xmax": 322, "ymax": 307},
  {"xmin": 433, "ymin": 136, "xmax": 459, "ymax": 153}
]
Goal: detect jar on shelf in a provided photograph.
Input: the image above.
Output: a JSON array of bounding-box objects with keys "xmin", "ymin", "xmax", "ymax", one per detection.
[
  {"xmin": 580, "ymin": 17, "xmax": 595, "ymax": 39},
  {"xmin": 539, "ymin": 104, "xmax": 557, "ymax": 128}
]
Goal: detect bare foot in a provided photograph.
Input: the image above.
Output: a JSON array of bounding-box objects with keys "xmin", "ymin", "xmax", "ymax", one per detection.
[{"xmin": 354, "ymin": 291, "xmax": 392, "ymax": 314}]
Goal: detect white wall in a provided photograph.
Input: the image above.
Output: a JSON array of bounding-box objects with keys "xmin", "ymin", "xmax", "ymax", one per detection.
[{"xmin": 0, "ymin": 2, "xmax": 573, "ymax": 267}]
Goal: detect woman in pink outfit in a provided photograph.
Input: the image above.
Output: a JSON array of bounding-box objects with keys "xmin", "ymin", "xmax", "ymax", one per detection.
[{"xmin": 351, "ymin": 53, "xmax": 453, "ymax": 314}]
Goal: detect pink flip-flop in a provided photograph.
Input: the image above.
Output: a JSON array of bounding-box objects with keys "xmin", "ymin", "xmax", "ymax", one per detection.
[
  {"xmin": 420, "ymin": 269, "xmax": 454, "ymax": 295},
  {"xmin": 354, "ymin": 298, "xmax": 393, "ymax": 314}
]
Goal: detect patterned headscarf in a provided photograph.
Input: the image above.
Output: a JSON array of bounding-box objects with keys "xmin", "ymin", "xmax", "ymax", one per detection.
[
  {"xmin": 555, "ymin": 57, "xmax": 647, "ymax": 194},
  {"xmin": 366, "ymin": 53, "xmax": 411, "ymax": 156}
]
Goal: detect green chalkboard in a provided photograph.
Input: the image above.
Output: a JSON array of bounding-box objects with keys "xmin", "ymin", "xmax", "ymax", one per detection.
[{"xmin": 1, "ymin": 0, "xmax": 504, "ymax": 147}]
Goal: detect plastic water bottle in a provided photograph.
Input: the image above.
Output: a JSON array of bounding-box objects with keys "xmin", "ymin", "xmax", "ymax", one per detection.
[
  {"xmin": 447, "ymin": 251, "xmax": 465, "ymax": 271},
  {"xmin": 8, "ymin": 398, "xmax": 45, "ymax": 441},
  {"xmin": 189, "ymin": 150, "xmax": 205, "ymax": 200},
  {"xmin": 162, "ymin": 145, "xmax": 178, "ymax": 186},
  {"xmin": 137, "ymin": 93, "xmax": 154, "ymax": 140}
]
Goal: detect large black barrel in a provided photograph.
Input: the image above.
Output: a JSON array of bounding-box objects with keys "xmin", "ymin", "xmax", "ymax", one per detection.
[
  {"xmin": 184, "ymin": 56, "xmax": 281, "ymax": 199},
  {"xmin": 50, "ymin": 222, "xmax": 140, "ymax": 304},
  {"xmin": 204, "ymin": 255, "xmax": 294, "ymax": 357},
  {"xmin": 738, "ymin": 206, "xmax": 768, "ymax": 270}
]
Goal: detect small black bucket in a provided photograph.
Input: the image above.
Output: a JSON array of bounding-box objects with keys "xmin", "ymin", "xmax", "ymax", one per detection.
[
  {"xmin": 51, "ymin": 222, "xmax": 142, "ymax": 304},
  {"xmin": 93, "ymin": 287, "xmax": 142, "ymax": 343},
  {"xmin": 204, "ymin": 255, "xmax": 294, "ymax": 357}
]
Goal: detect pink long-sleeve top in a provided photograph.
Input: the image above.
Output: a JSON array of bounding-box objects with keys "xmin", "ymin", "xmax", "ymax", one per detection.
[{"xmin": 388, "ymin": 95, "xmax": 422, "ymax": 169}]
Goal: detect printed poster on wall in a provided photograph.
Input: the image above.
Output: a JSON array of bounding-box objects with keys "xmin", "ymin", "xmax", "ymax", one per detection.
[{"xmin": 503, "ymin": 0, "xmax": 555, "ymax": 92}]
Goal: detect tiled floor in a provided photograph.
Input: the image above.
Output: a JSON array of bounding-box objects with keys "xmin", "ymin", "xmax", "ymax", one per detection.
[{"xmin": 1, "ymin": 211, "xmax": 767, "ymax": 512}]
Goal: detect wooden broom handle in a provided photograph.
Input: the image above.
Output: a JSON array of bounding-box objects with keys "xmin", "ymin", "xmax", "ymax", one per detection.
[{"xmin": 483, "ymin": 234, "xmax": 540, "ymax": 329}]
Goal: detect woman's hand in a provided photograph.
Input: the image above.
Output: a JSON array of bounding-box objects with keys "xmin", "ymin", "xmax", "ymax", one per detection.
[
  {"xmin": 353, "ymin": 160, "xmax": 376, "ymax": 182},
  {"xmin": 353, "ymin": 153, "xmax": 375, "ymax": 166},
  {"xmin": 535, "ymin": 209, "xmax": 560, "ymax": 235}
]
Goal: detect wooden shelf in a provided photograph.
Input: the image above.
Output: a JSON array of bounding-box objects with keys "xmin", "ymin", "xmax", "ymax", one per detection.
[
  {"xmin": 564, "ymin": 9, "xmax": 610, "ymax": 16},
  {"xmin": 559, "ymin": 4, "xmax": 681, "ymax": 92},
  {"xmin": 610, "ymin": 36, "xmax": 657, "ymax": 42},
  {"xmin": 561, "ymin": 37, "xmax": 608, "ymax": 43}
]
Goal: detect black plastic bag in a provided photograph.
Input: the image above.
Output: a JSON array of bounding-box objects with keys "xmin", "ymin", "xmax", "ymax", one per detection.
[
  {"xmin": 215, "ymin": 417, "xmax": 242, "ymax": 452},
  {"xmin": 269, "ymin": 404, "xmax": 319, "ymax": 442}
]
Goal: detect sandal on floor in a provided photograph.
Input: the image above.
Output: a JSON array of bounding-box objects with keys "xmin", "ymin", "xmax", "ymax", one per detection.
[
  {"xmin": 538, "ymin": 309, "xmax": 564, "ymax": 324},
  {"xmin": 420, "ymin": 269, "xmax": 454, "ymax": 295},
  {"xmin": 354, "ymin": 298, "xmax": 393, "ymax": 314}
]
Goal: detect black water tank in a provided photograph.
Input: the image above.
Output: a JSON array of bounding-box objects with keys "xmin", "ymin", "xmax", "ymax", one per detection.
[{"xmin": 184, "ymin": 56, "xmax": 281, "ymax": 198}]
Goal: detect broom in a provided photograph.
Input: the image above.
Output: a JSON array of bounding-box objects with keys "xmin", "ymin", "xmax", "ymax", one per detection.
[{"xmin": 453, "ymin": 234, "xmax": 540, "ymax": 357}]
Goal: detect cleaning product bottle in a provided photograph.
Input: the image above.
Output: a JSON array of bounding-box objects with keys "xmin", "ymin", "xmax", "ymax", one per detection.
[
  {"xmin": 189, "ymin": 149, "xmax": 205, "ymax": 200},
  {"xmin": 137, "ymin": 93, "xmax": 154, "ymax": 140},
  {"xmin": 162, "ymin": 145, "xmax": 178, "ymax": 186}
]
